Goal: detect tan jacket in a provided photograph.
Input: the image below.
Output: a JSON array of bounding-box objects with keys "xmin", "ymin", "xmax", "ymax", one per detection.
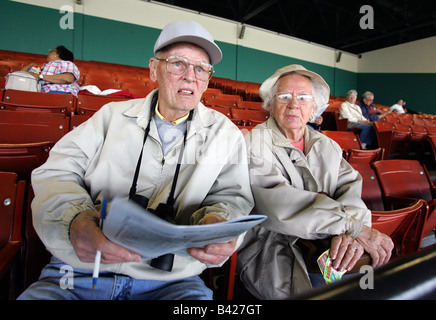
[
  {"xmin": 237, "ymin": 117, "xmax": 371, "ymax": 299},
  {"xmin": 339, "ymin": 101, "xmax": 368, "ymax": 127},
  {"xmin": 31, "ymin": 91, "xmax": 254, "ymax": 281}
]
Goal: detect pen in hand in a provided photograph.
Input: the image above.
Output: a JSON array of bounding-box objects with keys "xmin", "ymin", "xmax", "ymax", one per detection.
[{"xmin": 92, "ymin": 200, "xmax": 107, "ymax": 290}]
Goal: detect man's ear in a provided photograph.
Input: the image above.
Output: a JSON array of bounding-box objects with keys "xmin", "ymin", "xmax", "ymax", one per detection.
[{"xmin": 149, "ymin": 57, "xmax": 158, "ymax": 82}]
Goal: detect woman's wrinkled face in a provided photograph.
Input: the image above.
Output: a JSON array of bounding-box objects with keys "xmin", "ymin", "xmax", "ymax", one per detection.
[{"xmin": 270, "ymin": 74, "xmax": 316, "ymax": 134}]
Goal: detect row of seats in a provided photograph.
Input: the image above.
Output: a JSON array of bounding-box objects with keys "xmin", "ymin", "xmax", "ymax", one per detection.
[
  {"xmin": 0, "ymin": 169, "xmax": 235, "ymax": 300},
  {"xmin": 352, "ymin": 160, "xmax": 436, "ymax": 257},
  {"xmin": 1, "ymin": 49, "xmax": 436, "ymax": 299}
]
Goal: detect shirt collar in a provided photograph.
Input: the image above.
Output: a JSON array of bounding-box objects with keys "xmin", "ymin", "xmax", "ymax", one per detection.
[{"xmin": 155, "ymin": 102, "xmax": 190, "ymax": 125}]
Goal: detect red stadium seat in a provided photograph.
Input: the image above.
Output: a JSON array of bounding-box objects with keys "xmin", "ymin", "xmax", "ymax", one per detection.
[
  {"xmin": 236, "ymin": 100, "xmax": 263, "ymax": 110},
  {"xmin": 0, "ymin": 142, "xmax": 52, "ymax": 181},
  {"xmin": 372, "ymin": 160, "xmax": 436, "ymax": 248},
  {"xmin": 0, "ymin": 110, "xmax": 69, "ymax": 144},
  {"xmin": 351, "ymin": 162, "xmax": 429, "ymax": 257},
  {"xmin": 1, "ymin": 89, "xmax": 75, "ymax": 115},
  {"xmin": 230, "ymin": 108, "xmax": 269, "ymax": 123},
  {"xmin": 76, "ymin": 94, "xmax": 128, "ymax": 116},
  {"xmin": 322, "ymin": 130, "xmax": 361, "ymax": 150},
  {"xmin": 0, "ymin": 171, "xmax": 25, "ymax": 299},
  {"xmin": 207, "ymin": 105, "xmax": 232, "ymax": 118}
]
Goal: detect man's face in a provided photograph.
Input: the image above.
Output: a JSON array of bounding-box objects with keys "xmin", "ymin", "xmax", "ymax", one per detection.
[
  {"xmin": 149, "ymin": 43, "xmax": 210, "ymax": 120},
  {"xmin": 363, "ymin": 95, "xmax": 374, "ymax": 106}
]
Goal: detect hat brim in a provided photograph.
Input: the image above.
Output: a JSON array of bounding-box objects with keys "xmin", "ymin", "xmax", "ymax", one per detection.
[
  {"xmin": 154, "ymin": 35, "xmax": 222, "ymax": 65},
  {"xmin": 259, "ymin": 65, "xmax": 330, "ymax": 110}
]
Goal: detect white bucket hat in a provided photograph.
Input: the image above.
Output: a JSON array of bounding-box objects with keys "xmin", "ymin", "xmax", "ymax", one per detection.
[
  {"xmin": 259, "ymin": 64, "xmax": 330, "ymax": 110},
  {"xmin": 154, "ymin": 21, "xmax": 223, "ymax": 65}
]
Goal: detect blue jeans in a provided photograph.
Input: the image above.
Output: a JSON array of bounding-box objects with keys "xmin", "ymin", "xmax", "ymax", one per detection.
[
  {"xmin": 17, "ymin": 257, "xmax": 213, "ymax": 300},
  {"xmin": 349, "ymin": 123, "xmax": 376, "ymax": 146}
]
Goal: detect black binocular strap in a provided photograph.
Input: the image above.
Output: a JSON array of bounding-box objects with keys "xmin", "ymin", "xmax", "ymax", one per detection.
[{"xmin": 128, "ymin": 91, "xmax": 193, "ymax": 213}]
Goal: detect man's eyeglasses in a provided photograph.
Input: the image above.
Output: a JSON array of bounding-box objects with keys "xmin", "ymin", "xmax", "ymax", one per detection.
[
  {"xmin": 155, "ymin": 55, "xmax": 214, "ymax": 81},
  {"xmin": 275, "ymin": 93, "xmax": 314, "ymax": 105}
]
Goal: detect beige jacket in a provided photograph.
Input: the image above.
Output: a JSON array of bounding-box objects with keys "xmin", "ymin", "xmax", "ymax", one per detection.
[
  {"xmin": 237, "ymin": 117, "xmax": 371, "ymax": 299},
  {"xmin": 31, "ymin": 91, "xmax": 254, "ymax": 281},
  {"xmin": 339, "ymin": 101, "xmax": 368, "ymax": 127}
]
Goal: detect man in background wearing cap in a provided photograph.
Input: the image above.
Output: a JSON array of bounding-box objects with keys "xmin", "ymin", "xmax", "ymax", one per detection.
[
  {"xmin": 18, "ymin": 21, "xmax": 253, "ymax": 300},
  {"xmin": 236, "ymin": 65, "xmax": 393, "ymax": 299}
]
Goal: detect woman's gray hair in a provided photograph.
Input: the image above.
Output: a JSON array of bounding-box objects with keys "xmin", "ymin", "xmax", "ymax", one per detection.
[
  {"xmin": 346, "ymin": 89, "xmax": 358, "ymax": 99},
  {"xmin": 262, "ymin": 72, "xmax": 324, "ymax": 113}
]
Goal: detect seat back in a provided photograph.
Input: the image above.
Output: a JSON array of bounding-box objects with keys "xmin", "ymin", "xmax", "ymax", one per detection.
[
  {"xmin": 0, "ymin": 172, "xmax": 25, "ymax": 248},
  {"xmin": 350, "ymin": 163, "xmax": 385, "ymax": 211},
  {"xmin": 0, "ymin": 142, "xmax": 52, "ymax": 181},
  {"xmin": 321, "ymin": 130, "xmax": 362, "ymax": 150},
  {"xmin": 207, "ymin": 105, "xmax": 232, "ymax": 118},
  {"xmin": 236, "ymin": 100, "xmax": 263, "ymax": 110},
  {"xmin": 372, "ymin": 160, "xmax": 434, "ymax": 203},
  {"xmin": 0, "ymin": 110, "xmax": 68, "ymax": 144},
  {"xmin": 76, "ymin": 94, "xmax": 128, "ymax": 116},
  {"xmin": 230, "ymin": 108, "xmax": 269, "ymax": 123},
  {"xmin": 22, "ymin": 185, "xmax": 51, "ymax": 289},
  {"xmin": 374, "ymin": 121, "xmax": 394, "ymax": 158},
  {"xmin": 372, "ymin": 200, "xmax": 428, "ymax": 257},
  {"xmin": 203, "ymin": 97, "xmax": 238, "ymax": 108},
  {"xmin": 1, "ymin": 89, "xmax": 75, "ymax": 115},
  {"xmin": 347, "ymin": 148, "xmax": 384, "ymax": 164}
]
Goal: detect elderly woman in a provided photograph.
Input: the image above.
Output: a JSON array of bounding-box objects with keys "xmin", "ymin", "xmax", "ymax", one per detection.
[
  {"xmin": 236, "ymin": 65, "xmax": 393, "ymax": 299},
  {"xmin": 339, "ymin": 89, "xmax": 376, "ymax": 149},
  {"xmin": 23, "ymin": 45, "xmax": 80, "ymax": 96}
]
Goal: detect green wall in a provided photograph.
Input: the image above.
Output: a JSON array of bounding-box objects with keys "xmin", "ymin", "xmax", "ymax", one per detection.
[
  {"xmin": 1, "ymin": 1, "xmax": 434, "ymax": 114},
  {"xmin": 358, "ymin": 73, "xmax": 436, "ymax": 114},
  {"xmin": 0, "ymin": 1, "xmax": 350, "ymax": 89}
]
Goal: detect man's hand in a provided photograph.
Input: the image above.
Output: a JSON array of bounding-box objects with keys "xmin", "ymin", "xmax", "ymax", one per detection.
[
  {"xmin": 187, "ymin": 214, "xmax": 237, "ymax": 265},
  {"xmin": 69, "ymin": 210, "xmax": 141, "ymax": 264}
]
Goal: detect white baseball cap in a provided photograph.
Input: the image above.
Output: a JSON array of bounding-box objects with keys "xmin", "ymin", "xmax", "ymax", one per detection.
[
  {"xmin": 154, "ymin": 21, "xmax": 223, "ymax": 65},
  {"xmin": 259, "ymin": 64, "xmax": 330, "ymax": 109}
]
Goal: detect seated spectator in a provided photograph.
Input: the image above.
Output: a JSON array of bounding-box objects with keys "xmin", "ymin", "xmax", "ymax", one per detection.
[
  {"xmin": 339, "ymin": 89, "xmax": 376, "ymax": 149},
  {"xmin": 236, "ymin": 64, "xmax": 394, "ymax": 300},
  {"xmin": 357, "ymin": 91, "xmax": 380, "ymax": 122},
  {"xmin": 22, "ymin": 45, "xmax": 80, "ymax": 96},
  {"xmin": 390, "ymin": 99, "xmax": 406, "ymax": 114},
  {"xmin": 17, "ymin": 22, "xmax": 254, "ymax": 300},
  {"xmin": 307, "ymin": 114, "xmax": 323, "ymax": 131}
]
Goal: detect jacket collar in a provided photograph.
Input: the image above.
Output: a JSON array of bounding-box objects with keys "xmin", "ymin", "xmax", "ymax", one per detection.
[
  {"xmin": 266, "ymin": 116, "xmax": 325, "ymax": 153},
  {"xmin": 123, "ymin": 89, "xmax": 217, "ymax": 137}
]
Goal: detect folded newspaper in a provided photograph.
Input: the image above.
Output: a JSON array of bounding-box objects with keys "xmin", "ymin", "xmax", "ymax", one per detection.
[{"xmin": 102, "ymin": 197, "xmax": 266, "ymax": 260}]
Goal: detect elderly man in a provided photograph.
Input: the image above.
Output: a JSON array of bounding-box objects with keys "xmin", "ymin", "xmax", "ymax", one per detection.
[
  {"xmin": 339, "ymin": 89, "xmax": 376, "ymax": 149},
  {"xmin": 18, "ymin": 21, "xmax": 254, "ymax": 300},
  {"xmin": 357, "ymin": 91, "xmax": 380, "ymax": 122},
  {"xmin": 236, "ymin": 65, "xmax": 393, "ymax": 300}
]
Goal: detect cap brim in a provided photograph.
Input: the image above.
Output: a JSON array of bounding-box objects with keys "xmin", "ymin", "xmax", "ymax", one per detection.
[
  {"xmin": 259, "ymin": 65, "xmax": 330, "ymax": 109},
  {"xmin": 154, "ymin": 35, "xmax": 222, "ymax": 65}
]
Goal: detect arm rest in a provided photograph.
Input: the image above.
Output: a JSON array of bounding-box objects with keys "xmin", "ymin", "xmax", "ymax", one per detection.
[{"xmin": 0, "ymin": 241, "xmax": 22, "ymax": 280}]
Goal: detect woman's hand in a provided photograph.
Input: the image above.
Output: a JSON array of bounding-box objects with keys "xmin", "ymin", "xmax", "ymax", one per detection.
[
  {"xmin": 330, "ymin": 234, "xmax": 364, "ymax": 272},
  {"xmin": 356, "ymin": 225, "xmax": 394, "ymax": 267}
]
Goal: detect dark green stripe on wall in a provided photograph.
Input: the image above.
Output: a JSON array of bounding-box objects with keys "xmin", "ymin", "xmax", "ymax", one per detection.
[{"xmin": 358, "ymin": 73, "xmax": 436, "ymax": 115}]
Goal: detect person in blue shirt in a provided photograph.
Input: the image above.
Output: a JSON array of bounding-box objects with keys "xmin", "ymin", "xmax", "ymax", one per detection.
[{"xmin": 357, "ymin": 91, "xmax": 380, "ymax": 122}]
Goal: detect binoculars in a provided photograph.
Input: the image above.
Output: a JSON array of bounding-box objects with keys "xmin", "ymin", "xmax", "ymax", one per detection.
[{"xmin": 130, "ymin": 194, "xmax": 175, "ymax": 272}]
